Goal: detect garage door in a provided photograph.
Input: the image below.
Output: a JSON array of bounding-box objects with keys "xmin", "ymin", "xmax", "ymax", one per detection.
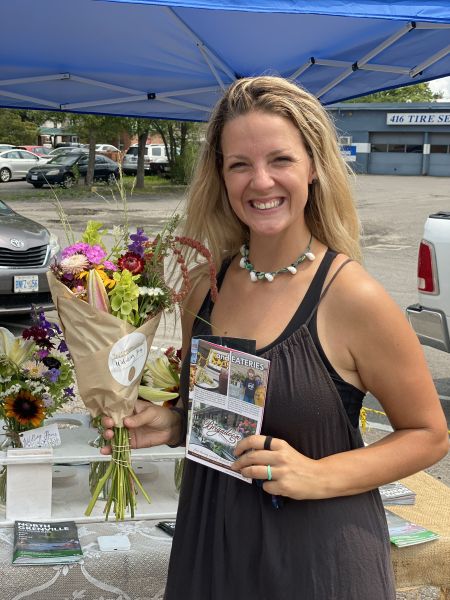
[
  {"xmin": 429, "ymin": 133, "xmax": 450, "ymax": 177},
  {"xmin": 368, "ymin": 132, "xmax": 423, "ymax": 175}
]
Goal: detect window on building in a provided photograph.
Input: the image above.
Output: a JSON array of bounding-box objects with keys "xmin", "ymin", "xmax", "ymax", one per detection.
[
  {"xmin": 388, "ymin": 144, "xmax": 406, "ymax": 153},
  {"xmin": 430, "ymin": 145, "xmax": 449, "ymax": 154},
  {"xmin": 405, "ymin": 145, "xmax": 423, "ymax": 153},
  {"xmin": 371, "ymin": 144, "xmax": 388, "ymax": 152}
]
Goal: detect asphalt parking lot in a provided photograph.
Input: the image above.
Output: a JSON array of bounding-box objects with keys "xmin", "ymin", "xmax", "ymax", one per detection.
[{"xmin": 1, "ymin": 175, "xmax": 449, "ymax": 487}]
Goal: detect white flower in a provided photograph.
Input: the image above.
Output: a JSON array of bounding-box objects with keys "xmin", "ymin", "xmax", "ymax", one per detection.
[
  {"xmin": 0, "ymin": 327, "xmax": 35, "ymax": 366},
  {"xmin": 60, "ymin": 254, "xmax": 89, "ymax": 275},
  {"xmin": 22, "ymin": 360, "xmax": 47, "ymax": 379},
  {"xmin": 139, "ymin": 286, "xmax": 164, "ymax": 297}
]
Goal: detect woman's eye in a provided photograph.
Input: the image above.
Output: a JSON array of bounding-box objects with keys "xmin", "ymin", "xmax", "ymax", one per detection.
[
  {"xmin": 274, "ymin": 156, "xmax": 292, "ymax": 163},
  {"xmin": 228, "ymin": 162, "xmax": 247, "ymax": 170}
]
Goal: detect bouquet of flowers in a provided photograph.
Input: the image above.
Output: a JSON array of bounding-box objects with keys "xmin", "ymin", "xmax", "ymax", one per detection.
[
  {"xmin": 47, "ymin": 217, "xmax": 216, "ymax": 520},
  {"xmin": 0, "ymin": 309, "xmax": 75, "ymax": 501}
]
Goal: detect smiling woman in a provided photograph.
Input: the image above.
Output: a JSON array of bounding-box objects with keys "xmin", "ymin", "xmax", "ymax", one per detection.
[{"xmin": 0, "ymin": 200, "xmax": 58, "ymax": 316}]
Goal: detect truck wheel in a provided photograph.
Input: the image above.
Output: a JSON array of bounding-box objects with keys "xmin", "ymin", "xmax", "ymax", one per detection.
[{"xmin": 32, "ymin": 183, "xmax": 44, "ymax": 188}]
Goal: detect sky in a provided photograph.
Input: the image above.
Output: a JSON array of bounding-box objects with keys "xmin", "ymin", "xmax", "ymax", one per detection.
[{"xmin": 428, "ymin": 76, "xmax": 450, "ymax": 101}]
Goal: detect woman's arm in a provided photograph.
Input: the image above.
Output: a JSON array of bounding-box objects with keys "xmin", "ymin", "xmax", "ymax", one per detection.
[{"xmin": 233, "ymin": 262, "xmax": 448, "ymax": 499}]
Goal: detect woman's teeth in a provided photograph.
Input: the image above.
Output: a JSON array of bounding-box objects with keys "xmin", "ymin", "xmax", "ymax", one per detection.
[{"xmin": 251, "ymin": 198, "xmax": 282, "ymax": 210}]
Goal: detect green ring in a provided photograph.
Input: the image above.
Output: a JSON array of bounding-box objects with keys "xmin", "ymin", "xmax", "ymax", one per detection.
[{"xmin": 267, "ymin": 465, "xmax": 272, "ymax": 481}]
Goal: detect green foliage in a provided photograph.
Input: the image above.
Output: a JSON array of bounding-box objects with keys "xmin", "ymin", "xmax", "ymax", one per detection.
[
  {"xmin": 348, "ymin": 83, "xmax": 443, "ymax": 103},
  {"xmin": 0, "ymin": 109, "xmax": 39, "ymax": 144},
  {"xmin": 109, "ymin": 270, "xmax": 140, "ymax": 325},
  {"xmin": 81, "ymin": 221, "xmax": 107, "ymax": 248},
  {"xmin": 149, "ymin": 119, "xmax": 202, "ymax": 184}
]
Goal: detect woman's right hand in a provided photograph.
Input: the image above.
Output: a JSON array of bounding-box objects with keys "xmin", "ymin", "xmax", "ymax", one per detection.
[{"xmin": 100, "ymin": 398, "xmax": 183, "ymax": 454}]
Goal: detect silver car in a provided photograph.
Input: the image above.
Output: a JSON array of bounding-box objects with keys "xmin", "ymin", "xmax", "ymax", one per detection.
[
  {"xmin": 0, "ymin": 200, "xmax": 59, "ymax": 315},
  {"xmin": 0, "ymin": 149, "xmax": 47, "ymax": 183}
]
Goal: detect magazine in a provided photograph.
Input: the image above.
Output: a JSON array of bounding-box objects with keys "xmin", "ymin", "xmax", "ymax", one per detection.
[
  {"xmin": 12, "ymin": 520, "xmax": 83, "ymax": 565},
  {"xmin": 379, "ymin": 481, "xmax": 416, "ymax": 505},
  {"xmin": 186, "ymin": 338, "xmax": 270, "ymax": 482},
  {"xmin": 385, "ymin": 509, "xmax": 439, "ymax": 547}
]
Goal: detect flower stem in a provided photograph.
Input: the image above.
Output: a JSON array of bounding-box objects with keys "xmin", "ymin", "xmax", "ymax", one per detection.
[{"xmin": 84, "ymin": 426, "xmax": 151, "ymax": 520}]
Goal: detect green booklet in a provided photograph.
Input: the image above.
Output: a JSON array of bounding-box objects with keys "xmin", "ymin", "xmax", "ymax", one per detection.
[
  {"xmin": 12, "ymin": 520, "xmax": 83, "ymax": 565},
  {"xmin": 385, "ymin": 509, "xmax": 439, "ymax": 548}
]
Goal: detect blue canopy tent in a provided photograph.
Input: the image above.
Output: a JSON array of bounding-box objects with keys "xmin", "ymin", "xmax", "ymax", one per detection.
[{"xmin": 1, "ymin": 0, "xmax": 450, "ymax": 120}]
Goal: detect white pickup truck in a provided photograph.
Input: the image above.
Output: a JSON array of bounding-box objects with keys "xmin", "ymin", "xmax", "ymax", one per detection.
[{"xmin": 406, "ymin": 212, "xmax": 450, "ymax": 353}]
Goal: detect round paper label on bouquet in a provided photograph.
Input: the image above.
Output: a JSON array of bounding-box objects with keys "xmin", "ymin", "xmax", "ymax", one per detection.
[{"xmin": 108, "ymin": 332, "xmax": 148, "ymax": 386}]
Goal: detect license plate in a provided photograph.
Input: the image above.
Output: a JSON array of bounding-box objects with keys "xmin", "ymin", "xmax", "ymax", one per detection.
[
  {"xmin": 31, "ymin": 175, "xmax": 38, "ymax": 180},
  {"xmin": 14, "ymin": 275, "xmax": 39, "ymax": 293}
]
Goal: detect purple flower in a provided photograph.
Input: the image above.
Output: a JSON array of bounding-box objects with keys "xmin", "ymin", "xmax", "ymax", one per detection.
[
  {"xmin": 62, "ymin": 242, "xmax": 91, "ymax": 259},
  {"xmin": 64, "ymin": 386, "xmax": 75, "ymax": 398},
  {"xmin": 128, "ymin": 228, "xmax": 148, "ymax": 257},
  {"xmin": 37, "ymin": 348, "xmax": 49, "ymax": 359},
  {"xmin": 61, "ymin": 242, "xmax": 106, "ymax": 266},
  {"xmin": 103, "ymin": 260, "xmax": 118, "ymax": 271},
  {"xmin": 85, "ymin": 245, "xmax": 107, "ymax": 264},
  {"xmin": 58, "ymin": 340, "xmax": 69, "ymax": 353},
  {"xmin": 44, "ymin": 368, "xmax": 60, "ymax": 383}
]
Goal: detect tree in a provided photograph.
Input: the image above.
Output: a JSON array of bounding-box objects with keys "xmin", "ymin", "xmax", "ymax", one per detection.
[
  {"xmin": 69, "ymin": 114, "xmax": 126, "ymax": 185},
  {"xmin": 348, "ymin": 82, "xmax": 443, "ymax": 103},
  {"xmin": 0, "ymin": 109, "xmax": 40, "ymax": 144},
  {"xmin": 149, "ymin": 119, "xmax": 202, "ymax": 183}
]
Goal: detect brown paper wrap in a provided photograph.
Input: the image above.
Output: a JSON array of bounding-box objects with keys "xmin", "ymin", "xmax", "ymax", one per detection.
[{"xmin": 47, "ymin": 272, "xmax": 161, "ymax": 425}]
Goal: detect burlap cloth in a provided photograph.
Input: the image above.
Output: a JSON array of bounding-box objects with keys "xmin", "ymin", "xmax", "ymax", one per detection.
[{"xmin": 389, "ymin": 471, "xmax": 450, "ymax": 591}]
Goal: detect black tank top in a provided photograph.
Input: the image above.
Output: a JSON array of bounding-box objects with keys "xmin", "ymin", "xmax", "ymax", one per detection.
[{"xmin": 201, "ymin": 248, "xmax": 365, "ymax": 428}]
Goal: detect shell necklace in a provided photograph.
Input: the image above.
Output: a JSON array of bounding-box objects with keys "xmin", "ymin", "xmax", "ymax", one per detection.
[{"xmin": 239, "ymin": 234, "xmax": 315, "ymax": 282}]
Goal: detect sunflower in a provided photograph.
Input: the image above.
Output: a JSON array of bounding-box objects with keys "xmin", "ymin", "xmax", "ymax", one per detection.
[{"xmin": 5, "ymin": 390, "xmax": 45, "ymax": 427}]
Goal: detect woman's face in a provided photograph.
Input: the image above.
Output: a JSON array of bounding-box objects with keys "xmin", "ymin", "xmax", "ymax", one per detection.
[{"xmin": 221, "ymin": 110, "xmax": 315, "ymax": 239}]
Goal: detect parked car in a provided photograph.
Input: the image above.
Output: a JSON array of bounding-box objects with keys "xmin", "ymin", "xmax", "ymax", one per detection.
[
  {"xmin": 0, "ymin": 149, "xmax": 45, "ymax": 182},
  {"xmin": 54, "ymin": 142, "xmax": 86, "ymax": 149},
  {"xmin": 0, "ymin": 144, "xmax": 15, "ymax": 152},
  {"xmin": 96, "ymin": 144, "xmax": 119, "ymax": 153},
  {"xmin": 77, "ymin": 154, "xmax": 120, "ymax": 184},
  {"xmin": 122, "ymin": 144, "xmax": 170, "ymax": 175},
  {"xmin": 26, "ymin": 153, "xmax": 119, "ymax": 188},
  {"xmin": 16, "ymin": 145, "xmax": 53, "ymax": 159},
  {"xmin": 0, "ymin": 199, "xmax": 59, "ymax": 315},
  {"xmin": 48, "ymin": 147, "xmax": 88, "ymax": 157}
]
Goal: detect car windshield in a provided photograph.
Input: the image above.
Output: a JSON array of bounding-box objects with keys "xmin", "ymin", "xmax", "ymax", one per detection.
[
  {"xmin": 126, "ymin": 147, "xmax": 139, "ymax": 156},
  {"xmin": 47, "ymin": 155, "xmax": 79, "ymax": 166},
  {"xmin": 0, "ymin": 200, "xmax": 13, "ymax": 214}
]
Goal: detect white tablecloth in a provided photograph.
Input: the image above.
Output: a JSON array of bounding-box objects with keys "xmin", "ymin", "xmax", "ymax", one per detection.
[{"xmin": 0, "ymin": 519, "xmax": 173, "ymax": 600}]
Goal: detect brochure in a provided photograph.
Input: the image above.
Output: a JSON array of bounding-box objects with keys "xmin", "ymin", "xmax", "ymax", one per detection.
[
  {"xmin": 12, "ymin": 520, "xmax": 83, "ymax": 565},
  {"xmin": 186, "ymin": 338, "xmax": 270, "ymax": 482},
  {"xmin": 385, "ymin": 509, "xmax": 439, "ymax": 547},
  {"xmin": 379, "ymin": 481, "xmax": 416, "ymax": 505}
]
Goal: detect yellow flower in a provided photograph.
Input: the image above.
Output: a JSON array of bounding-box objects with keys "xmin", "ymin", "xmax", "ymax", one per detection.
[
  {"xmin": 95, "ymin": 265, "xmax": 116, "ymax": 290},
  {"xmin": 5, "ymin": 390, "xmax": 45, "ymax": 427}
]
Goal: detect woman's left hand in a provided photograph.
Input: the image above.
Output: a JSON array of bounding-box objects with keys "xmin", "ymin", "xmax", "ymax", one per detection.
[{"xmin": 232, "ymin": 434, "xmax": 326, "ymax": 500}]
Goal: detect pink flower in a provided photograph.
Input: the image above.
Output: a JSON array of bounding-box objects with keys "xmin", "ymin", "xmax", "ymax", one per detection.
[{"xmin": 103, "ymin": 260, "xmax": 118, "ymax": 271}]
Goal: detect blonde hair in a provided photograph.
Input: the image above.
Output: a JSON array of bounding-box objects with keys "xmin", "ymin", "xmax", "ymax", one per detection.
[{"xmin": 183, "ymin": 76, "xmax": 362, "ymax": 267}]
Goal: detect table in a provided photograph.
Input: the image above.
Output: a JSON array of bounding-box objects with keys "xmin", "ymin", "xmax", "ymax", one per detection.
[
  {"xmin": 0, "ymin": 519, "xmax": 173, "ymax": 600},
  {"xmin": 0, "ymin": 458, "xmax": 447, "ymax": 598},
  {"xmin": 389, "ymin": 471, "xmax": 450, "ymax": 597}
]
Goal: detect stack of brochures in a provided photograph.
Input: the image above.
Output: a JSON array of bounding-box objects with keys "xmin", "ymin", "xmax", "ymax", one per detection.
[
  {"xmin": 379, "ymin": 481, "xmax": 416, "ymax": 505},
  {"xmin": 12, "ymin": 520, "xmax": 83, "ymax": 565},
  {"xmin": 385, "ymin": 510, "xmax": 439, "ymax": 547}
]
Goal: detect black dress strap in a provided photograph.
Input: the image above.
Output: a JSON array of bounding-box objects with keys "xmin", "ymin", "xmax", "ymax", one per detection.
[{"xmin": 304, "ymin": 258, "xmax": 353, "ymax": 327}]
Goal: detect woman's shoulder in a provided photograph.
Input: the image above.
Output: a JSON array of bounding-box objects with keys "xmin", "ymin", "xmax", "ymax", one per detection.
[{"xmin": 324, "ymin": 253, "xmax": 406, "ymax": 326}]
